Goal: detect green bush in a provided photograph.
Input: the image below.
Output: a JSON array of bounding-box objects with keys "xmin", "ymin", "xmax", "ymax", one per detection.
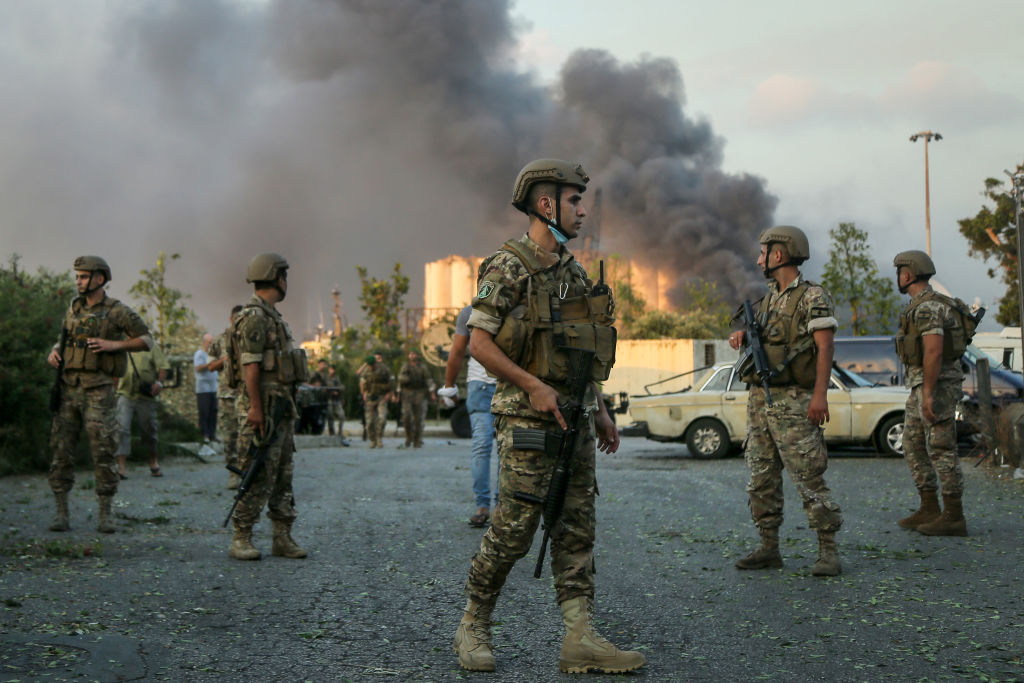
[{"xmin": 0, "ymin": 256, "xmax": 74, "ymax": 474}]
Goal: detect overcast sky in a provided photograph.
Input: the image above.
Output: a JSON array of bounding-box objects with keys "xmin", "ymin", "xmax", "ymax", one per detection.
[{"xmin": 2, "ymin": 0, "xmax": 1021, "ymax": 334}]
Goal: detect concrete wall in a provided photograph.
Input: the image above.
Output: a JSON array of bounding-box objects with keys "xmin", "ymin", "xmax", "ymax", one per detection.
[{"xmin": 604, "ymin": 338, "xmax": 739, "ymax": 399}]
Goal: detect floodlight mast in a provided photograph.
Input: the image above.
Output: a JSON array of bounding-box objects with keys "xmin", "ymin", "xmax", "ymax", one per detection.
[{"xmin": 910, "ymin": 131, "xmax": 942, "ymax": 256}]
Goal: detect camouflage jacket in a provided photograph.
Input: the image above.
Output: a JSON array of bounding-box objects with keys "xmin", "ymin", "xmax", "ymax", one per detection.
[
  {"xmin": 209, "ymin": 328, "xmax": 235, "ymax": 399},
  {"xmin": 398, "ymin": 362, "xmax": 431, "ymax": 392},
  {"xmin": 902, "ymin": 286, "xmax": 964, "ymax": 389},
  {"xmin": 233, "ymin": 294, "xmax": 299, "ymax": 409},
  {"xmin": 467, "ymin": 233, "xmax": 598, "ymax": 420},
  {"xmin": 59, "ymin": 294, "xmax": 151, "ymax": 389},
  {"xmin": 360, "ymin": 364, "xmax": 393, "ymax": 399}
]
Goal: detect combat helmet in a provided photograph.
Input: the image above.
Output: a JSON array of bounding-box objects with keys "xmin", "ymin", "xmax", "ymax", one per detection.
[
  {"xmin": 893, "ymin": 250, "xmax": 936, "ymax": 277},
  {"xmin": 246, "ymin": 253, "xmax": 289, "ymax": 284},
  {"xmin": 511, "ymin": 159, "xmax": 590, "ymax": 213},
  {"xmin": 759, "ymin": 226, "xmax": 810, "ymax": 261},
  {"xmin": 73, "ymin": 255, "xmax": 112, "ymax": 282}
]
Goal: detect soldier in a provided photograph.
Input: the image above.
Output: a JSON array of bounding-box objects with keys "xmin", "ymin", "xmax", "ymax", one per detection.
[
  {"xmin": 208, "ymin": 305, "xmax": 244, "ymax": 489},
  {"xmin": 728, "ymin": 226, "xmax": 843, "ymax": 577},
  {"xmin": 454, "ymin": 159, "xmax": 645, "ymax": 674},
  {"xmin": 47, "ymin": 256, "xmax": 153, "ymax": 533},
  {"xmin": 359, "ymin": 352, "xmax": 393, "ymax": 448},
  {"xmin": 398, "ymin": 350, "xmax": 433, "ymax": 448},
  {"xmin": 226, "ymin": 253, "xmax": 307, "ymax": 561},
  {"xmin": 325, "ymin": 363, "xmax": 349, "ymax": 446},
  {"xmin": 115, "ymin": 344, "xmax": 171, "ymax": 478},
  {"xmin": 893, "ymin": 250, "xmax": 972, "ymax": 536}
]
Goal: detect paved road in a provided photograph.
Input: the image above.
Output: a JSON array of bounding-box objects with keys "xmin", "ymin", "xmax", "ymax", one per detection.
[{"xmin": 1, "ymin": 436, "xmax": 1021, "ymax": 681}]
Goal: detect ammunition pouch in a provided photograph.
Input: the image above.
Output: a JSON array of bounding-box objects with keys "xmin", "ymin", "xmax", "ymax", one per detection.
[
  {"xmin": 260, "ymin": 348, "xmax": 308, "ymax": 385},
  {"xmin": 511, "ymin": 427, "xmax": 564, "ymax": 456},
  {"xmin": 739, "ymin": 341, "xmax": 816, "ymax": 389},
  {"xmin": 64, "ymin": 338, "xmax": 128, "ymax": 377}
]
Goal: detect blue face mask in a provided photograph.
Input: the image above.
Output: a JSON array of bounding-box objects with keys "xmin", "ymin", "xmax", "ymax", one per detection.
[{"xmin": 548, "ymin": 224, "xmax": 569, "ymax": 245}]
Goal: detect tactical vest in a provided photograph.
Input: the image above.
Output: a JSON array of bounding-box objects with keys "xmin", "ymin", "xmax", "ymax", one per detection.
[
  {"xmin": 490, "ymin": 239, "xmax": 616, "ymax": 383},
  {"xmin": 739, "ymin": 282, "xmax": 818, "ymax": 389},
  {"xmin": 229, "ymin": 299, "xmax": 308, "ymax": 388},
  {"xmin": 62, "ymin": 296, "xmax": 129, "ymax": 378},
  {"xmin": 363, "ymin": 366, "xmax": 392, "ymax": 397},
  {"xmin": 400, "ymin": 365, "xmax": 429, "ymax": 391},
  {"xmin": 896, "ymin": 289, "xmax": 977, "ymax": 365},
  {"xmin": 215, "ymin": 329, "xmax": 236, "ymax": 389}
]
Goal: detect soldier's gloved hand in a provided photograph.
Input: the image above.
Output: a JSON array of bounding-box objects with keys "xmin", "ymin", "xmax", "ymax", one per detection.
[{"xmin": 437, "ymin": 385, "xmax": 457, "ymax": 408}]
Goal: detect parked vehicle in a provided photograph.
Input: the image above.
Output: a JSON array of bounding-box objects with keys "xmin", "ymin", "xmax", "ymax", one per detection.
[
  {"xmin": 629, "ymin": 361, "xmax": 908, "ymax": 459},
  {"xmin": 832, "ymin": 336, "xmax": 1024, "ymax": 406}
]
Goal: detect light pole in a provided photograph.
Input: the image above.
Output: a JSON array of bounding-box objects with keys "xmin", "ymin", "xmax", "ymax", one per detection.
[
  {"xmin": 1006, "ymin": 169, "xmax": 1024, "ymax": 372},
  {"xmin": 909, "ymin": 131, "xmax": 943, "ymax": 256}
]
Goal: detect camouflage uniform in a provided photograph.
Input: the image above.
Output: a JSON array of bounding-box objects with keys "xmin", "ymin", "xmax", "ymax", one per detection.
[
  {"xmin": 743, "ymin": 277, "xmax": 843, "ymax": 535},
  {"xmin": 209, "ymin": 329, "xmax": 239, "ymax": 473},
  {"xmin": 361, "ymin": 364, "xmax": 393, "ymax": 447},
  {"xmin": 325, "ymin": 373, "xmax": 345, "ymax": 437},
  {"xmin": 901, "ymin": 286, "xmax": 965, "ymax": 497},
  {"xmin": 231, "ymin": 295, "xmax": 299, "ymax": 530},
  {"xmin": 464, "ymin": 233, "xmax": 601, "ymax": 606},
  {"xmin": 398, "ymin": 361, "xmax": 431, "ymax": 447},
  {"xmin": 50, "ymin": 294, "xmax": 151, "ymax": 498}
]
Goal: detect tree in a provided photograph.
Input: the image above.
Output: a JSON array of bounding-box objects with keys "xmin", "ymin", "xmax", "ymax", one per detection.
[
  {"xmin": 0, "ymin": 255, "xmax": 73, "ymax": 473},
  {"xmin": 128, "ymin": 251, "xmax": 200, "ymax": 350},
  {"xmin": 821, "ymin": 222, "xmax": 900, "ymax": 335},
  {"xmin": 356, "ymin": 263, "xmax": 410, "ymax": 372},
  {"xmin": 630, "ymin": 281, "xmax": 732, "ymax": 339},
  {"xmin": 957, "ymin": 162, "xmax": 1024, "ymax": 325}
]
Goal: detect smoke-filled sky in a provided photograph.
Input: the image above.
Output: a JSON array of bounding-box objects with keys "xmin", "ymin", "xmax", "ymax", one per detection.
[{"xmin": 2, "ymin": 0, "xmax": 1020, "ymax": 335}]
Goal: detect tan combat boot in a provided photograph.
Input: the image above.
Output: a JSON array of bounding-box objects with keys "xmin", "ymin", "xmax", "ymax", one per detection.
[
  {"xmin": 735, "ymin": 527, "xmax": 783, "ymax": 569},
  {"xmin": 811, "ymin": 531, "xmax": 842, "ymax": 576},
  {"xmin": 229, "ymin": 526, "xmax": 262, "ymax": 560},
  {"xmin": 453, "ymin": 598, "xmax": 496, "ymax": 672},
  {"xmin": 49, "ymin": 492, "xmax": 70, "ymax": 532},
  {"xmin": 271, "ymin": 520, "xmax": 307, "ymax": 558},
  {"xmin": 559, "ymin": 597, "xmax": 646, "ymax": 674},
  {"xmin": 917, "ymin": 494, "xmax": 967, "ymax": 537},
  {"xmin": 96, "ymin": 495, "xmax": 116, "ymax": 534},
  {"xmin": 897, "ymin": 490, "xmax": 941, "ymax": 529}
]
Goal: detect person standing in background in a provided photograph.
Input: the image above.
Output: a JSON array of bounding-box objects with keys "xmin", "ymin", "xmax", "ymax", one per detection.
[{"xmin": 194, "ymin": 333, "xmax": 218, "ymax": 452}]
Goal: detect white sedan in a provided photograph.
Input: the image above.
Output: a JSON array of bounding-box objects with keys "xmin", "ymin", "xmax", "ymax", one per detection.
[{"xmin": 628, "ymin": 361, "xmax": 908, "ymax": 459}]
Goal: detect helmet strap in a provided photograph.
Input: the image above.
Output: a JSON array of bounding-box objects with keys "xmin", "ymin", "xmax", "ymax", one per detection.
[
  {"xmin": 897, "ymin": 270, "xmax": 921, "ymax": 294},
  {"xmin": 82, "ymin": 272, "xmax": 104, "ymax": 296},
  {"xmin": 528, "ymin": 185, "xmax": 572, "ymax": 243},
  {"xmin": 762, "ymin": 243, "xmax": 792, "ymax": 278}
]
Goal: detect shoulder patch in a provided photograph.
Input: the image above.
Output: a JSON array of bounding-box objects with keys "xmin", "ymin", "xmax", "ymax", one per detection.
[{"xmin": 477, "ymin": 281, "xmax": 496, "ymax": 299}]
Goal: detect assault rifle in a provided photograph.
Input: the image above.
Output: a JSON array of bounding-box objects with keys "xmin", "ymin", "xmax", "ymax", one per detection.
[
  {"xmin": 222, "ymin": 397, "xmax": 289, "ymax": 527},
  {"xmin": 741, "ymin": 299, "xmax": 774, "ymax": 406},
  {"xmin": 512, "ymin": 347, "xmax": 595, "ymax": 579},
  {"xmin": 49, "ymin": 327, "xmax": 68, "ymax": 414}
]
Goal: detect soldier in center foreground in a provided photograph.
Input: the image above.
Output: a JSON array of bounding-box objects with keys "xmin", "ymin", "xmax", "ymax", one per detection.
[
  {"xmin": 226, "ymin": 253, "xmax": 307, "ymax": 561},
  {"xmin": 453, "ymin": 159, "xmax": 645, "ymax": 674},
  {"xmin": 728, "ymin": 226, "xmax": 843, "ymax": 577}
]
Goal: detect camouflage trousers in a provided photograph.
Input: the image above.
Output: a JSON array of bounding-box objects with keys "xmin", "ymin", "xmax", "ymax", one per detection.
[
  {"xmin": 232, "ymin": 393, "xmax": 297, "ymax": 529},
  {"xmin": 365, "ymin": 396, "xmax": 389, "ymax": 442},
  {"xmin": 49, "ymin": 383, "xmax": 120, "ymax": 496},
  {"xmin": 744, "ymin": 386, "xmax": 842, "ymax": 532},
  {"xmin": 326, "ymin": 400, "xmax": 344, "ymax": 437},
  {"xmin": 217, "ymin": 396, "xmax": 238, "ymax": 469},
  {"xmin": 903, "ymin": 381, "xmax": 963, "ymax": 496},
  {"xmin": 466, "ymin": 413, "xmax": 597, "ymax": 606},
  {"xmin": 401, "ymin": 390, "xmax": 428, "ymax": 445}
]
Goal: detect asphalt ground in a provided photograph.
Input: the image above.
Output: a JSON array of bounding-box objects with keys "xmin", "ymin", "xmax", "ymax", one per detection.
[{"xmin": 1, "ymin": 433, "xmax": 1022, "ymax": 682}]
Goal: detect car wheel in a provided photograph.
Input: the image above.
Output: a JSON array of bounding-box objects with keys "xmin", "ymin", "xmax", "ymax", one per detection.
[
  {"xmin": 876, "ymin": 414, "xmax": 905, "ymax": 457},
  {"xmin": 685, "ymin": 418, "xmax": 731, "ymax": 459}
]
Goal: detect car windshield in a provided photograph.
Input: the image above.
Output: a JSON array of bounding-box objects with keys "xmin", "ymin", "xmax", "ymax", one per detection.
[
  {"xmin": 700, "ymin": 367, "xmax": 732, "ymax": 392},
  {"xmin": 833, "ymin": 364, "xmax": 875, "ymax": 387},
  {"xmin": 964, "ymin": 344, "xmax": 1011, "ymax": 371}
]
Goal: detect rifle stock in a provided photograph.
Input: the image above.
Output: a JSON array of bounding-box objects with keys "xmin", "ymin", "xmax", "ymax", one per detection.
[
  {"xmin": 513, "ymin": 347, "xmax": 595, "ymax": 579},
  {"xmin": 742, "ymin": 299, "xmax": 774, "ymax": 406},
  {"xmin": 49, "ymin": 327, "xmax": 68, "ymax": 414}
]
